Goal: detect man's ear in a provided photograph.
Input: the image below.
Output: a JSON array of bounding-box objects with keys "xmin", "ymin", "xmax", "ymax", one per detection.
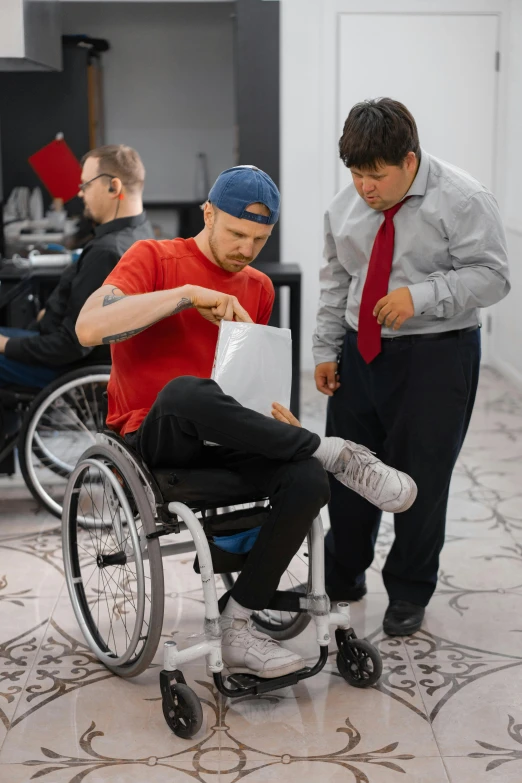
[
  {"xmin": 203, "ymin": 201, "xmax": 215, "ymax": 228},
  {"xmin": 404, "ymin": 151, "xmax": 417, "ymax": 171}
]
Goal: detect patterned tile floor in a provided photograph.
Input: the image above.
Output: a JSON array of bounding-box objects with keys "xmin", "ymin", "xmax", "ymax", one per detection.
[{"xmin": 1, "ymin": 367, "xmax": 522, "ymax": 782}]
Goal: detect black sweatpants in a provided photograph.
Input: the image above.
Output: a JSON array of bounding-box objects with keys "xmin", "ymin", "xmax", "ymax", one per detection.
[
  {"xmin": 127, "ymin": 376, "xmax": 330, "ymax": 610},
  {"xmin": 325, "ymin": 328, "xmax": 481, "ymax": 607}
]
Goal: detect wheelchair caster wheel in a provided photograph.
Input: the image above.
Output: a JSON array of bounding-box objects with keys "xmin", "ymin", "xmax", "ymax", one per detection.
[
  {"xmin": 336, "ymin": 638, "xmax": 382, "ymax": 688},
  {"xmin": 162, "ymin": 683, "xmax": 203, "ymax": 738}
]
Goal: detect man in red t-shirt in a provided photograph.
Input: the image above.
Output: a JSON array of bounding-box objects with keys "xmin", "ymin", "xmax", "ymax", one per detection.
[{"xmin": 77, "ymin": 166, "xmax": 416, "ymax": 679}]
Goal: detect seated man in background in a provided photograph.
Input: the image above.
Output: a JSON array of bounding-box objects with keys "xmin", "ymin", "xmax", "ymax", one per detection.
[
  {"xmin": 76, "ymin": 165, "xmax": 417, "ymax": 680},
  {"xmin": 0, "ymin": 144, "xmax": 154, "ymax": 388}
]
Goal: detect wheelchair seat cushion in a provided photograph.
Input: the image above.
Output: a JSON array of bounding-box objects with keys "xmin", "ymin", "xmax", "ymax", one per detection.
[{"xmin": 153, "ymin": 467, "xmax": 267, "ymax": 509}]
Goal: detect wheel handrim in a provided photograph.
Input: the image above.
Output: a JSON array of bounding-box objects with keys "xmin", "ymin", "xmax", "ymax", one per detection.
[{"xmin": 63, "ymin": 457, "xmax": 148, "ymax": 667}]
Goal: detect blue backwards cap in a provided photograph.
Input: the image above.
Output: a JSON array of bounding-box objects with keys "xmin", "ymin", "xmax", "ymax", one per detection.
[{"xmin": 208, "ymin": 165, "xmax": 280, "ymax": 225}]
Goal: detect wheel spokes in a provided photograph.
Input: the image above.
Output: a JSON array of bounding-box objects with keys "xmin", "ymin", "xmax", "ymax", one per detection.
[{"xmin": 68, "ymin": 459, "xmax": 152, "ymax": 666}]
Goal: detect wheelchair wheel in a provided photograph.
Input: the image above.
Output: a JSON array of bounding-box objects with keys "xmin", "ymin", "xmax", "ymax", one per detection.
[
  {"xmin": 19, "ymin": 366, "xmax": 110, "ymax": 518},
  {"xmin": 62, "ymin": 442, "xmax": 164, "ymax": 677},
  {"xmin": 231, "ymin": 534, "xmax": 312, "ymax": 641},
  {"xmin": 162, "ymin": 683, "xmax": 203, "ymax": 738},
  {"xmin": 336, "ymin": 638, "xmax": 382, "ymax": 688}
]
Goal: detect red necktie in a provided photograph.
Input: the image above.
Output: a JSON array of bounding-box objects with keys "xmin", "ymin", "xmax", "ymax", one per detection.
[{"xmin": 357, "ymin": 199, "xmax": 408, "ymax": 364}]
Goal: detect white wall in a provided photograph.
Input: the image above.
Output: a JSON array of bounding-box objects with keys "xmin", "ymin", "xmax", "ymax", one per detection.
[
  {"xmin": 491, "ymin": 0, "xmax": 522, "ymax": 386},
  {"xmin": 281, "ymin": 0, "xmax": 511, "ymax": 372},
  {"xmin": 61, "ymin": 1, "xmax": 236, "ymax": 201},
  {"xmin": 280, "ymin": 0, "xmax": 325, "ymax": 371},
  {"xmin": 0, "ymin": 0, "xmax": 24, "ymax": 58}
]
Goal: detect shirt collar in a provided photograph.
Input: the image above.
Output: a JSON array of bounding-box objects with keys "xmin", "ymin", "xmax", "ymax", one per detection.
[
  {"xmin": 405, "ymin": 149, "xmax": 429, "ymax": 198},
  {"xmin": 94, "ymin": 211, "xmax": 148, "ymax": 238}
]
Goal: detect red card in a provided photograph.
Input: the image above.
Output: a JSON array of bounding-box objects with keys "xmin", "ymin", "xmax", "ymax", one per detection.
[{"xmin": 28, "ymin": 139, "xmax": 82, "ymax": 202}]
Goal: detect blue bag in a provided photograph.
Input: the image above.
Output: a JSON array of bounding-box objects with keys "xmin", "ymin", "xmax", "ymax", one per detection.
[{"xmin": 213, "ymin": 526, "xmax": 262, "ymax": 555}]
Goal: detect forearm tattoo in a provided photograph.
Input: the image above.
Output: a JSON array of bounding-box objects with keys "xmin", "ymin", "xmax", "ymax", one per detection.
[
  {"xmin": 101, "ymin": 295, "xmax": 194, "ymax": 344},
  {"xmin": 102, "ymin": 325, "xmax": 149, "ymax": 344},
  {"xmin": 103, "ymin": 288, "xmax": 126, "ymax": 306},
  {"xmin": 170, "ymin": 297, "xmax": 192, "ymax": 316}
]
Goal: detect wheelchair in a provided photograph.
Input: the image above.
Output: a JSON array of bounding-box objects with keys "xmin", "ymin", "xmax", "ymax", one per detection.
[
  {"xmin": 61, "ymin": 430, "xmax": 383, "ymax": 739},
  {"xmin": 0, "ymin": 363, "xmax": 110, "ymax": 517}
]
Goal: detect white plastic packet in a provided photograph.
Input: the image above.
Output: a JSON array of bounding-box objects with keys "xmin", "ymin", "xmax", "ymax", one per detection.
[{"xmin": 211, "ymin": 321, "xmax": 292, "ymax": 416}]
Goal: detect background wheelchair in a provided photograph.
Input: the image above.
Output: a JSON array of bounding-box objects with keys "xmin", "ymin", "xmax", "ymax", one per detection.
[
  {"xmin": 62, "ymin": 430, "xmax": 383, "ymax": 739},
  {"xmin": 0, "ymin": 363, "xmax": 110, "ymax": 517}
]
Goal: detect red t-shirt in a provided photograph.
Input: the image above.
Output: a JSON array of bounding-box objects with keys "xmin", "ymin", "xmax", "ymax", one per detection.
[{"xmin": 103, "ymin": 237, "xmax": 275, "ymax": 436}]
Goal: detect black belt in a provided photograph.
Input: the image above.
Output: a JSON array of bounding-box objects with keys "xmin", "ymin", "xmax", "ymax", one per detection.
[{"xmin": 346, "ymin": 325, "xmax": 479, "ymax": 342}]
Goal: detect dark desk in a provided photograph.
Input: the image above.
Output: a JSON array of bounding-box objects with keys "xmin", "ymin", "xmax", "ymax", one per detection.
[{"xmin": 0, "ymin": 260, "xmax": 303, "ymax": 416}]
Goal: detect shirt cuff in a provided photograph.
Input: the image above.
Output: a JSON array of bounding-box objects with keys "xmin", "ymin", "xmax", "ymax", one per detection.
[
  {"xmin": 408, "ymin": 281, "xmax": 436, "ymax": 316},
  {"xmin": 313, "ymin": 349, "xmax": 341, "ymax": 366}
]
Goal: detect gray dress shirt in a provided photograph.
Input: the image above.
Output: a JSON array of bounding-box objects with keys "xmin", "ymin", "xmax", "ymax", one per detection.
[{"xmin": 313, "ymin": 149, "xmax": 511, "ymax": 365}]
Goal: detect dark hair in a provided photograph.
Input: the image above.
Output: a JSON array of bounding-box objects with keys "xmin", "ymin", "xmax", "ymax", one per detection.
[
  {"xmin": 339, "ymin": 98, "xmax": 420, "ymax": 170},
  {"xmin": 81, "ymin": 144, "xmax": 145, "ymax": 193}
]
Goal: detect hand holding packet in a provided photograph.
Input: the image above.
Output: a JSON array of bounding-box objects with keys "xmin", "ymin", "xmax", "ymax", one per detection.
[{"xmin": 211, "ymin": 321, "xmax": 292, "ymax": 417}]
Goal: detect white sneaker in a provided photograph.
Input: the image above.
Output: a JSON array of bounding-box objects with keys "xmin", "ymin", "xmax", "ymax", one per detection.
[
  {"xmin": 220, "ymin": 616, "xmax": 305, "ymax": 679},
  {"xmin": 333, "ymin": 441, "xmax": 417, "ymax": 513}
]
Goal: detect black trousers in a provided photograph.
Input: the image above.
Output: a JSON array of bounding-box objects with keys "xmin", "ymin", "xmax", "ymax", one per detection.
[
  {"xmin": 127, "ymin": 376, "xmax": 329, "ymax": 610},
  {"xmin": 325, "ymin": 328, "xmax": 481, "ymax": 607}
]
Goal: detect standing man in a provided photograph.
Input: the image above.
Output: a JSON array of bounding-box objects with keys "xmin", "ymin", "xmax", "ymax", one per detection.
[
  {"xmin": 0, "ymin": 144, "xmax": 153, "ymax": 387},
  {"xmin": 313, "ymin": 98, "xmax": 510, "ymax": 636}
]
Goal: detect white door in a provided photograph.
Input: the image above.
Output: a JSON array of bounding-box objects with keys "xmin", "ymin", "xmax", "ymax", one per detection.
[{"xmin": 336, "ymin": 12, "xmax": 499, "ymax": 359}]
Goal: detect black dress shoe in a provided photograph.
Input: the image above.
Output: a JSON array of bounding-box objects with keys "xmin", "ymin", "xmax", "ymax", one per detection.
[
  {"xmin": 383, "ymin": 600, "xmax": 425, "ymax": 636},
  {"xmin": 325, "ymin": 580, "xmax": 367, "ymax": 602}
]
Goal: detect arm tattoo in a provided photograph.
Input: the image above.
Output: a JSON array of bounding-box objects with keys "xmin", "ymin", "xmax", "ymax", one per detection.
[
  {"xmin": 103, "ymin": 288, "xmax": 126, "ymax": 307},
  {"xmin": 170, "ymin": 297, "xmax": 192, "ymax": 316},
  {"xmin": 101, "ymin": 296, "xmax": 194, "ymax": 344},
  {"xmin": 102, "ymin": 325, "xmax": 148, "ymax": 344}
]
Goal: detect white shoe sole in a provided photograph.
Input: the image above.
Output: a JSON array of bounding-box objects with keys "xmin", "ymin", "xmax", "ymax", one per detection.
[{"xmin": 225, "ymin": 657, "xmax": 306, "ymax": 679}]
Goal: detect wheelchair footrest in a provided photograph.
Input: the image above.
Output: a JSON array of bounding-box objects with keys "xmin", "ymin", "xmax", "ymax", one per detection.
[
  {"xmin": 213, "ymin": 645, "xmax": 329, "ymax": 698},
  {"xmin": 225, "ymin": 669, "xmax": 309, "ymax": 695}
]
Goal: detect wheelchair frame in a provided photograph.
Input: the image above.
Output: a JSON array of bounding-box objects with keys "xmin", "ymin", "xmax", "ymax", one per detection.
[{"xmin": 62, "ymin": 432, "xmax": 383, "ymax": 738}]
